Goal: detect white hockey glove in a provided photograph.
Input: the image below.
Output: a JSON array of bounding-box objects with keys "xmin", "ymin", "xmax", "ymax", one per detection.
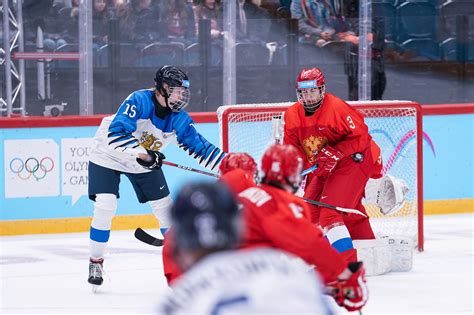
[
  {"xmin": 136, "ymin": 150, "xmax": 166, "ymax": 170},
  {"xmin": 365, "ymin": 175, "xmax": 409, "ymax": 215}
]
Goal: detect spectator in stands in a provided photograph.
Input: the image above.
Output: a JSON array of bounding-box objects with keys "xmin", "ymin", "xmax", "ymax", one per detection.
[
  {"xmin": 22, "ymin": 0, "xmax": 68, "ymax": 50},
  {"xmin": 291, "ymin": 0, "xmax": 356, "ymax": 47},
  {"xmin": 116, "ymin": 0, "xmax": 160, "ymax": 45},
  {"xmin": 236, "ymin": 0, "xmax": 272, "ymax": 44},
  {"xmin": 159, "ymin": 0, "xmax": 196, "ymax": 45},
  {"xmin": 65, "ymin": 0, "xmax": 110, "ymax": 50},
  {"xmin": 343, "ymin": 0, "xmax": 386, "ymax": 100},
  {"xmin": 92, "ymin": 0, "xmax": 110, "ymax": 48},
  {"xmin": 193, "ymin": 0, "xmax": 223, "ymax": 40},
  {"xmin": 43, "ymin": 2, "xmax": 69, "ymax": 51},
  {"xmin": 291, "ymin": 0, "xmax": 337, "ymax": 46}
]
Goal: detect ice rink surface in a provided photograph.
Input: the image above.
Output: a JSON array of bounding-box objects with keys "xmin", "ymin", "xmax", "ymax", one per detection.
[{"xmin": 1, "ymin": 213, "xmax": 472, "ymax": 315}]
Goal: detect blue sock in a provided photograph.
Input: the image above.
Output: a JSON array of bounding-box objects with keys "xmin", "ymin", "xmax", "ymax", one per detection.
[{"xmin": 160, "ymin": 228, "xmax": 168, "ymax": 236}]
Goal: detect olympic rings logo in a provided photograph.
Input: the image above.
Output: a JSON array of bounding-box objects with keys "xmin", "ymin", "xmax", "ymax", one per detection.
[{"xmin": 9, "ymin": 157, "xmax": 55, "ymax": 180}]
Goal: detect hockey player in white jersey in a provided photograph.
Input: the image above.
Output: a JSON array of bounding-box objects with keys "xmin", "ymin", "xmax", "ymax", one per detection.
[
  {"xmin": 158, "ymin": 182, "xmax": 334, "ymax": 315},
  {"xmin": 87, "ymin": 65, "xmax": 225, "ymax": 288}
]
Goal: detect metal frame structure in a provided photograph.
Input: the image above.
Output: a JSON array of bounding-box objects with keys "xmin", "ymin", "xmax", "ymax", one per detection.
[
  {"xmin": 218, "ymin": 101, "xmax": 424, "ymax": 251},
  {"xmin": 1, "ymin": 0, "xmax": 26, "ymax": 116}
]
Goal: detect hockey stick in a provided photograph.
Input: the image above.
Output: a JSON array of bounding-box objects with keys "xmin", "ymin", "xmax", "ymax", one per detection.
[
  {"xmin": 162, "ymin": 161, "xmax": 219, "ymax": 178},
  {"xmin": 134, "ymin": 228, "xmax": 163, "ymax": 247},
  {"xmin": 135, "ymin": 200, "xmax": 364, "ymax": 249},
  {"xmin": 162, "ymin": 161, "xmax": 366, "ymax": 217},
  {"xmin": 302, "ymin": 198, "xmax": 367, "ymax": 217},
  {"xmin": 164, "ymin": 160, "xmax": 316, "ymax": 178},
  {"xmin": 301, "ymin": 164, "xmax": 318, "ymax": 176}
]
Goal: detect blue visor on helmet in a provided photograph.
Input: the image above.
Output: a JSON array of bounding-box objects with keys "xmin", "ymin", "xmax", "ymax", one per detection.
[
  {"xmin": 297, "ymin": 80, "xmax": 317, "ymax": 89},
  {"xmin": 182, "ymin": 80, "xmax": 190, "ymax": 88}
]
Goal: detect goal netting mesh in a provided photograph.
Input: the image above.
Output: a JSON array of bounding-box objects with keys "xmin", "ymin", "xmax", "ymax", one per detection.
[{"xmin": 217, "ymin": 101, "xmax": 423, "ymax": 249}]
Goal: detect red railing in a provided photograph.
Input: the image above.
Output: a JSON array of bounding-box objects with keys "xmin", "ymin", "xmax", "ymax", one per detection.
[{"xmin": 0, "ymin": 103, "xmax": 472, "ymax": 128}]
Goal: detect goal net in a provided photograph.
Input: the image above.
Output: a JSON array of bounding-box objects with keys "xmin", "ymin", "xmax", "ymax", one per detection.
[{"xmin": 217, "ymin": 101, "xmax": 423, "ymax": 251}]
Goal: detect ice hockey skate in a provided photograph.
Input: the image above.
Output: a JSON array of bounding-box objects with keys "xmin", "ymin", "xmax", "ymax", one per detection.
[{"xmin": 88, "ymin": 257, "xmax": 104, "ymax": 292}]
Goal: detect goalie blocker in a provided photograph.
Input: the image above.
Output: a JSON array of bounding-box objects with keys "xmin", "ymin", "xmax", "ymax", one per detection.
[{"xmin": 365, "ymin": 174, "xmax": 410, "ymax": 215}]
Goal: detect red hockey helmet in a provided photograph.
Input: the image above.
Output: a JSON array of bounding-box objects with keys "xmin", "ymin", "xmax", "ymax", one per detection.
[
  {"xmin": 219, "ymin": 152, "xmax": 258, "ymax": 177},
  {"xmin": 261, "ymin": 144, "xmax": 304, "ymax": 192},
  {"xmin": 296, "ymin": 67, "xmax": 326, "ymax": 113}
]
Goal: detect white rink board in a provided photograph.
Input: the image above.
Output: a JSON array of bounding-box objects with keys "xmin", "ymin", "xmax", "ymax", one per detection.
[{"xmin": 1, "ymin": 213, "xmax": 472, "ymax": 315}]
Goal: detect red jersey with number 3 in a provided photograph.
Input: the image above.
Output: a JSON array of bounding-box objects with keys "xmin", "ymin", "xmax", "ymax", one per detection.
[
  {"xmin": 238, "ymin": 184, "xmax": 347, "ymax": 283},
  {"xmin": 284, "ymin": 94, "xmax": 378, "ymax": 169}
]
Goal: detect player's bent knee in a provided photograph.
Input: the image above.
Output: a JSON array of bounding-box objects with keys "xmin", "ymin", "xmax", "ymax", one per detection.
[
  {"xmin": 353, "ymin": 239, "xmax": 391, "ymax": 276},
  {"xmin": 150, "ymin": 196, "xmax": 173, "ymax": 229},
  {"xmin": 92, "ymin": 193, "xmax": 118, "ymax": 227}
]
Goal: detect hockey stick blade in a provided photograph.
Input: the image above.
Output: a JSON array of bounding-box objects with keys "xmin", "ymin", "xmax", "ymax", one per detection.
[{"xmin": 134, "ymin": 228, "xmax": 164, "ymax": 247}]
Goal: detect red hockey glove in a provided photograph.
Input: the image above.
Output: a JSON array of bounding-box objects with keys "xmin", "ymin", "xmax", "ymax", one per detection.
[
  {"xmin": 327, "ymin": 261, "xmax": 368, "ymax": 312},
  {"xmin": 314, "ymin": 146, "xmax": 344, "ymax": 177}
]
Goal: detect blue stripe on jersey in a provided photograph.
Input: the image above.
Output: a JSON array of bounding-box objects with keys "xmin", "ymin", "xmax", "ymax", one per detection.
[
  {"xmin": 173, "ymin": 114, "xmax": 221, "ymax": 163},
  {"xmin": 90, "ymin": 227, "xmax": 111, "ymax": 243},
  {"xmin": 108, "ymin": 134, "xmax": 133, "ymax": 145},
  {"xmin": 331, "ymin": 237, "xmax": 354, "ymax": 253},
  {"xmin": 205, "ymin": 147, "xmax": 220, "ymax": 166},
  {"xmin": 115, "ymin": 138, "xmax": 138, "ymax": 148}
]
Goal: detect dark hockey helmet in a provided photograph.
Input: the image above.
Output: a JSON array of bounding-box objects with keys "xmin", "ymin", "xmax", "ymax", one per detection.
[
  {"xmin": 296, "ymin": 67, "xmax": 326, "ymax": 113},
  {"xmin": 154, "ymin": 65, "xmax": 190, "ymax": 112},
  {"xmin": 261, "ymin": 144, "xmax": 304, "ymax": 192},
  {"xmin": 171, "ymin": 182, "xmax": 242, "ymax": 251}
]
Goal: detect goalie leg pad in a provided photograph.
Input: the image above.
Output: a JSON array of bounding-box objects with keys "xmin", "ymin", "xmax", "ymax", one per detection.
[
  {"xmin": 387, "ymin": 236, "xmax": 414, "ymax": 272},
  {"xmin": 150, "ymin": 195, "xmax": 173, "ymax": 231},
  {"xmin": 353, "ymin": 238, "xmax": 391, "ymax": 276}
]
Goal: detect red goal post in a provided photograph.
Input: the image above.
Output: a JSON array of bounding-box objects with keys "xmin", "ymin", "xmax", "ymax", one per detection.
[{"xmin": 217, "ymin": 100, "xmax": 424, "ymax": 251}]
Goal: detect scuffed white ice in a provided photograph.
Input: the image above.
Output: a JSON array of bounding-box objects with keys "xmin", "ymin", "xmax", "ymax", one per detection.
[{"xmin": 1, "ymin": 213, "xmax": 472, "ymax": 315}]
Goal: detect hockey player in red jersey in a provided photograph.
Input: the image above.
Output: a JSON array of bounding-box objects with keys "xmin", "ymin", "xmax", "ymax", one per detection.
[
  {"xmin": 219, "ymin": 152, "xmax": 258, "ymax": 195},
  {"xmin": 283, "ymin": 67, "xmax": 383, "ymax": 267},
  {"xmin": 162, "ymin": 152, "xmax": 258, "ymax": 284},
  {"xmin": 238, "ymin": 144, "xmax": 368, "ymax": 312},
  {"xmin": 158, "ymin": 181, "xmax": 336, "ymax": 314}
]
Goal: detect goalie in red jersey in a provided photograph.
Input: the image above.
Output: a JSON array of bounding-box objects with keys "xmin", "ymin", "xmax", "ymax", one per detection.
[
  {"xmin": 162, "ymin": 152, "xmax": 258, "ymax": 285},
  {"xmin": 283, "ymin": 67, "xmax": 393, "ymax": 276}
]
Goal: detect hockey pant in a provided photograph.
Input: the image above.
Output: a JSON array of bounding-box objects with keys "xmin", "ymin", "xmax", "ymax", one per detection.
[{"xmin": 304, "ymin": 147, "xmax": 376, "ymax": 262}]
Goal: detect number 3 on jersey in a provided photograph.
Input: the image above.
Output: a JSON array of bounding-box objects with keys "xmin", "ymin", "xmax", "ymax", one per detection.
[{"xmin": 123, "ymin": 103, "xmax": 136, "ymax": 118}]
